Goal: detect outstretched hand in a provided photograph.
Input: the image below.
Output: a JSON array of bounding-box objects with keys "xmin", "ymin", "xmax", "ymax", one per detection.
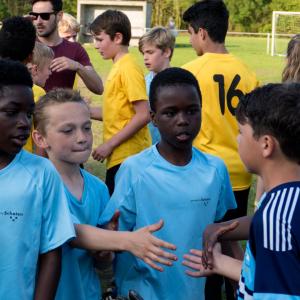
[
  {"xmin": 202, "ymin": 221, "xmax": 239, "ymax": 269},
  {"xmin": 128, "ymin": 220, "xmax": 177, "ymax": 272},
  {"xmin": 182, "ymin": 243, "xmax": 222, "ymax": 278}
]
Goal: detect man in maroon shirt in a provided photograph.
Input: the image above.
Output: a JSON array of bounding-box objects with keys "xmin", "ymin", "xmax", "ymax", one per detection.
[{"xmin": 30, "ymin": 0, "xmax": 103, "ymax": 94}]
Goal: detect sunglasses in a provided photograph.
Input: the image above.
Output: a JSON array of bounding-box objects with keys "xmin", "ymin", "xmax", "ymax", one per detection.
[{"xmin": 29, "ymin": 11, "xmax": 56, "ymax": 20}]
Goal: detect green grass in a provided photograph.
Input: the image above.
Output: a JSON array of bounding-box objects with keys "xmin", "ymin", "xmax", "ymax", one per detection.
[{"xmin": 82, "ymin": 35, "xmax": 286, "ymax": 212}]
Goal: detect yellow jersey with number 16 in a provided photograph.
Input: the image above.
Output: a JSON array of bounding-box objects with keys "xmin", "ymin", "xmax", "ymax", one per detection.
[{"xmin": 183, "ymin": 53, "xmax": 259, "ymax": 191}]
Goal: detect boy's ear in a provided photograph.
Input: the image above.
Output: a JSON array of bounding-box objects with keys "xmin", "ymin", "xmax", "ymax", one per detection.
[
  {"xmin": 163, "ymin": 48, "xmax": 172, "ymax": 59},
  {"xmin": 199, "ymin": 27, "xmax": 208, "ymax": 41},
  {"xmin": 260, "ymin": 135, "xmax": 276, "ymax": 158},
  {"xmin": 114, "ymin": 32, "xmax": 124, "ymax": 45},
  {"xmin": 32, "ymin": 130, "xmax": 50, "ymax": 150},
  {"xmin": 28, "ymin": 63, "xmax": 38, "ymax": 77},
  {"xmin": 150, "ymin": 110, "xmax": 157, "ymax": 127}
]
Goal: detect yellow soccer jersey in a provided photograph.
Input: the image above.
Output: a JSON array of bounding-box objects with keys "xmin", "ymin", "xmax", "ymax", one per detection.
[
  {"xmin": 23, "ymin": 84, "xmax": 46, "ymax": 153},
  {"xmin": 103, "ymin": 53, "xmax": 151, "ymax": 169},
  {"xmin": 183, "ymin": 53, "xmax": 259, "ymax": 191}
]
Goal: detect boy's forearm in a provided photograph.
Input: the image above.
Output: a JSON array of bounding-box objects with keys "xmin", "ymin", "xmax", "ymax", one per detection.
[
  {"xmin": 71, "ymin": 224, "xmax": 131, "ymax": 251},
  {"xmin": 34, "ymin": 248, "xmax": 62, "ymax": 300},
  {"xmin": 77, "ymin": 65, "xmax": 103, "ymax": 95},
  {"xmin": 214, "ymin": 253, "xmax": 242, "ymax": 282},
  {"xmin": 89, "ymin": 106, "xmax": 103, "ymax": 121},
  {"xmin": 219, "ymin": 216, "xmax": 252, "ymax": 241}
]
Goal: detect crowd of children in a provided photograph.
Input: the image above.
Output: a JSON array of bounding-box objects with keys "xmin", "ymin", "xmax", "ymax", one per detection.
[{"xmin": 1, "ymin": 0, "xmax": 300, "ymax": 299}]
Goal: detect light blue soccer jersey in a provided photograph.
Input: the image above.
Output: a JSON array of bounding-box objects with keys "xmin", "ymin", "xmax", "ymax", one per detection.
[
  {"xmin": 238, "ymin": 182, "xmax": 300, "ymax": 300},
  {"xmin": 55, "ymin": 169, "xmax": 110, "ymax": 300},
  {"xmin": 104, "ymin": 145, "xmax": 236, "ymax": 300},
  {"xmin": 0, "ymin": 150, "xmax": 75, "ymax": 300},
  {"xmin": 145, "ymin": 71, "xmax": 161, "ymax": 144}
]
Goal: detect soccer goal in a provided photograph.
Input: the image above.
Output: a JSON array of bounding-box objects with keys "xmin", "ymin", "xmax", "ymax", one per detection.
[{"xmin": 271, "ymin": 11, "xmax": 300, "ymax": 56}]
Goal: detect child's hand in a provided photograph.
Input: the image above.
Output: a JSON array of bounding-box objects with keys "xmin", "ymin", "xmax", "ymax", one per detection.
[
  {"xmin": 182, "ymin": 243, "xmax": 222, "ymax": 277},
  {"xmin": 92, "ymin": 142, "xmax": 114, "ymax": 162},
  {"xmin": 202, "ymin": 221, "xmax": 239, "ymax": 269},
  {"xmin": 127, "ymin": 220, "xmax": 177, "ymax": 272}
]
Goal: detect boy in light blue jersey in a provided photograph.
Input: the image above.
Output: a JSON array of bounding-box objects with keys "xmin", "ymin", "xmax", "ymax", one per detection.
[
  {"xmin": 0, "ymin": 59, "xmax": 75, "ymax": 299},
  {"xmin": 103, "ymin": 68, "xmax": 236, "ymax": 300},
  {"xmin": 32, "ymin": 88, "xmax": 177, "ymax": 300},
  {"xmin": 138, "ymin": 27, "xmax": 175, "ymax": 144},
  {"xmin": 183, "ymin": 83, "xmax": 300, "ymax": 300}
]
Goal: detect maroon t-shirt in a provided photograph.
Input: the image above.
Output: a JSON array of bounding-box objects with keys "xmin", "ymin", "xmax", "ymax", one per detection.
[{"xmin": 44, "ymin": 39, "xmax": 91, "ymax": 91}]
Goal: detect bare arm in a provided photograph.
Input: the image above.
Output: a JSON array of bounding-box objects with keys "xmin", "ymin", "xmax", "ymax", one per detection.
[
  {"xmin": 77, "ymin": 65, "xmax": 103, "ymax": 95},
  {"xmin": 92, "ymin": 100, "xmax": 150, "ymax": 161},
  {"xmin": 34, "ymin": 248, "xmax": 62, "ymax": 300},
  {"xmin": 70, "ymin": 220, "xmax": 177, "ymax": 271},
  {"xmin": 89, "ymin": 106, "xmax": 103, "ymax": 121},
  {"xmin": 50, "ymin": 57, "xmax": 103, "ymax": 95}
]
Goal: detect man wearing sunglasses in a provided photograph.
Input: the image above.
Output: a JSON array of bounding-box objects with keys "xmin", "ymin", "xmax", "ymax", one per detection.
[{"xmin": 30, "ymin": 0, "xmax": 103, "ymax": 95}]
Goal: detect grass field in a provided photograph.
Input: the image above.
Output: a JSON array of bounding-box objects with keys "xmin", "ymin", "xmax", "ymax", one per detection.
[{"xmin": 82, "ymin": 34, "xmax": 287, "ymax": 213}]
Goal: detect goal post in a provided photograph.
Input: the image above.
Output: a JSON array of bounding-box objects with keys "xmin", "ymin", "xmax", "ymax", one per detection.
[{"xmin": 271, "ymin": 11, "xmax": 300, "ymax": 56}]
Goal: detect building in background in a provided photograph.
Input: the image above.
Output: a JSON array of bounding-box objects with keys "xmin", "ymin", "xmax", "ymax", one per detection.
[{"xmin": 77, "ymin": 0, "xmax": 152, "ymax": 45}]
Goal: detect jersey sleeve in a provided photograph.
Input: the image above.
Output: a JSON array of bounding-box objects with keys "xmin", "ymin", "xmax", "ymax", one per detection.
[
  {"xmin": 122, "ymin": 62, "xmax": 147, "ymax": 102},
  {"xmin": 40, "ymin": 163, "xmax": 75, "ymax": 254},
  {"xmin": 75, "ymin": 43, "xmax": 92, "ymax": 67},
  {"xmin": 215, "ymin": 162, "xmax": 237, "ymax": 221}
]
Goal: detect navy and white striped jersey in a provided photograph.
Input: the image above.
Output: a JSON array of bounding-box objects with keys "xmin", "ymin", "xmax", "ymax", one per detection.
[{"xmin": 238, "ymin": 182, "xmax": 300, "ymax": 299}]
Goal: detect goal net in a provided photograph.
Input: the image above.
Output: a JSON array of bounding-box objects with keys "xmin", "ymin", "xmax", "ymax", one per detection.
[{"xmin": 271, "ymin": 11, "xmax": 300, "ymax": 56}]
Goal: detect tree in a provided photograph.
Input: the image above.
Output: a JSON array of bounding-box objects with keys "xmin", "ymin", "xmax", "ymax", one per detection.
[
  {"xmin": 0, "ymin": 0, "xmax": 31, "ymax": 20},
  {"xmin": 151, "ymin": 0, "xmax": 197, "ymax": 29},
  {"xmin": 63, "ymin": 0, "xmax": 77, "ymax": 17},
  {"xmin": 269, "ymin": 0, "xmax": 300, "ymax": 11},
  {"xmin": 225, "ymin": 0, "xmax": 271, "ymax": 32}
]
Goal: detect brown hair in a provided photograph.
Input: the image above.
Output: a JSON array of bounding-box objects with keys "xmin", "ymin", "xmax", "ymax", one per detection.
[
  {"xmin": 282, "ymin": 34, "xmax": 300, "ymax": 83},
  {"xmin": 138, "ymin": 26, "xmax": 175, "ymax": 59},
  {"xmin": 90, "ymin": 10, "xmax": 131, "ymax": 46},
  {"xmin": 34, "ymin": 88, "xmax": 87, "ymax": 134}
]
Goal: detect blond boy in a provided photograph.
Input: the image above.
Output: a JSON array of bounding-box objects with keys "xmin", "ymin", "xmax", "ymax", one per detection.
[
  {"xmin": 58, "ymin": 13, "xmax": 80, "ymax": 42},
  {"xmin": 25, "ymin": 41, "xmax": 54, "ymax": 153},
  {"xmin": 138, "ymin": 27, "xmax": 175, "ymax": 144}
]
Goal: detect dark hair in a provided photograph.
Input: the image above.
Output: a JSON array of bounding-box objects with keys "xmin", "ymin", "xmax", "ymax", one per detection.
[
  {"xmin": 90, "ymin": 10, "xmax": 131, "ymax": 46},
  {"xmin": 31, "ymin": 0, "xmax": 63, "ymax": 12},
  {"xmin": 0, "ymin": 16, "xmax": 36, "ymax": 62},
  {"xmin": 236, "ymin": 83, "xmax": 300, "ymax": 163},
  {"xmin": 34, "ymin": 88, "xmax": 87, "ymax": 134},
  {"xmin": 0, "ymin": 59, "xmax": 33, "ymax": 96},
  {"xmin": 149, "ymin": 67, "xmax": 202, "ymax": 111},
  {"xmin": 183, "ymin": 0, "xmax": 229, "ymax": 43}
]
